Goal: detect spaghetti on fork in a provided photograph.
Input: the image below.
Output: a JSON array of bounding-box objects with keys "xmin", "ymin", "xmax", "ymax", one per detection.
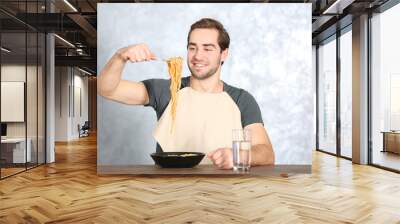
[{"xmin": 166, "ymin": 57, "xmax": 183, "ymax": 132}]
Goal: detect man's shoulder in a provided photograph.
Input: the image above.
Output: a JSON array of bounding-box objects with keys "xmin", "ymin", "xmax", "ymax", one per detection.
[
  {"xmin": 142, "ymin": 76, "xmax": 190, "ymax": 88},
  {"xmin": 223, "ymin": 81, "xmax": 254, "ymax": 103},
  {"xmin": 141, "ymin": 78, "xmax": 170, "ymax": 86},
  {"xmin": 223, "ymin": 81, "xmax": 263, "ymax": 126}
]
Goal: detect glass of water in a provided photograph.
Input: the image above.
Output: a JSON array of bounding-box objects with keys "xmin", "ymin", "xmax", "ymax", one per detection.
[{"xmin": 232, "ymin": 129, "xmax": 251, "ymax": 172}]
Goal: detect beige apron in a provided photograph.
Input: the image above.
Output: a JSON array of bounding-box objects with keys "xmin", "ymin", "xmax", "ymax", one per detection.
[{"xmin": 153, "ymin": 87, "xmax": 243, "ymax": 164}]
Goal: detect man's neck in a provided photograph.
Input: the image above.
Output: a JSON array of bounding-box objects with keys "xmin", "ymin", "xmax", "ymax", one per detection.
[{"xmin": 189, "ymin": 75, "xmax": 223, "ymax": 93}]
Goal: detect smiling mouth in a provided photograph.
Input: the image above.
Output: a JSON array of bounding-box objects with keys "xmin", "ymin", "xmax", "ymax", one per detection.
[{"xmin": 192, "ymin": 63, "xmax": 207, "ymax": 69}]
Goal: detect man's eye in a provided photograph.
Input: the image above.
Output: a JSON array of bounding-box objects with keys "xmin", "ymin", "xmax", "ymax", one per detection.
[
  {"xmin": 189, "ymin": 47, "xmax": 196, "ymax": 51},
  {"xmin": 205, "ymin": 48, "xmax": 213, "ymax": 51}
]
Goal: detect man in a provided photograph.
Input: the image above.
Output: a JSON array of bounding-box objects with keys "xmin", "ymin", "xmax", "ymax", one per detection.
[{"xmin": 98, "ymin": 18, "xmax": 274, "ymax": 169}]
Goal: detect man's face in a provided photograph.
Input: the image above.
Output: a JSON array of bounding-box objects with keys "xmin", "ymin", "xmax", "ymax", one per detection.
[{"xmin": 187, "ymin": 28, "xmax": 228, "ymax": 80}]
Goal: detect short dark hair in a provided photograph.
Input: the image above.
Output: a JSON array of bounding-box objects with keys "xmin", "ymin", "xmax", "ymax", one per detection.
[{"xmin": 187, "ymin": 18, "xmax": 230, "ymax": 52}]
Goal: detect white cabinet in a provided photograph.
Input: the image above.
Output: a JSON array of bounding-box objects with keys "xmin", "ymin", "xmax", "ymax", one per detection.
[{"xmin": 1, "ymin": 138, "xmax": 31, "ymax": 163}]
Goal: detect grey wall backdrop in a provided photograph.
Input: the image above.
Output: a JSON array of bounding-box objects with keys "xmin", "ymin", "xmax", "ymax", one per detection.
[{"xmin": 98, "ymin": 3, "xmax": 313, "ymax": 165}]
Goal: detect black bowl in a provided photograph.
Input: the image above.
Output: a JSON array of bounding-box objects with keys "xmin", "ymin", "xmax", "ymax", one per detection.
[{"xmin": 150, "ymin": 152, "xmax": 205, "ymax": 168}]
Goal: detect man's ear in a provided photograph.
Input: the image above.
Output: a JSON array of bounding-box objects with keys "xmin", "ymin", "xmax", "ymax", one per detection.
[{"xmin": 221, "ymin": 48, "xmax": 229, "ymax": 64}]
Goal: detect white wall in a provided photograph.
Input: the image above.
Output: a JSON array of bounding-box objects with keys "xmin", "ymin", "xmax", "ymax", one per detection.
[
  {"xmin": 1, "ymin": 65, "xmax": 39, "ymax": 137},
  {"xmin": 371, "ymin": 5, "xmax": 400, "ymax": 153},
  {"xmin": 1, "ymin": 64, "xmax": 46, "ymax": 164},
  {"xmin": 379, "ymin": 6, "xmax": 400, "ymax": 130},
  {"xmin": 72, "ymin": 73, "xmax": 89, "ymax": 137},
  {"xmin": 55, "ymin": 66, "xmax": 69, "ymax": 141},
  {"xmin": 1, "ymin": 65, "xmax": 27, "ymax": 141},
  {"xmin": 55, "ymin": 67, "xmax": 89, "ymax": 141}
]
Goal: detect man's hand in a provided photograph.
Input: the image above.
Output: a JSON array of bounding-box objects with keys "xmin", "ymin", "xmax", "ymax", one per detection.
[
  {"xmin": 117, "ymin": 43, "xmax": 157, "ymax": 63},
  {"xmin": 207, "ymin": 148, "xmax": 233, "ymax": 169}
]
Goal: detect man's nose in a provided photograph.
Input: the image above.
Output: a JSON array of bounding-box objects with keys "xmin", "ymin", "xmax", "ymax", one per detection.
[{"xmin": 193, "ymin": 49, "xmax": 204, "ymax": 60}]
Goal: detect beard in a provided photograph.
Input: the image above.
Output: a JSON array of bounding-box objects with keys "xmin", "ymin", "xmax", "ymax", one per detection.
[
  {"xmin": 188, "ymin": 65, "xmax": 219, "ymax": 80},
  {"xmin": 188, "ymin": 58, "xmax": 221, "ymax": 80}
]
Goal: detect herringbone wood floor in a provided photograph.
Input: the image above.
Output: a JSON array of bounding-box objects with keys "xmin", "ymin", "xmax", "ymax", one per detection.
[{"xmin": 1, "ymin": 134, "xmax": 400, "ymax": 223}]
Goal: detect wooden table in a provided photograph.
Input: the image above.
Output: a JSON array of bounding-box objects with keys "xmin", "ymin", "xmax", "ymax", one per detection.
[{"xmin": 97, "ymin": 165, "xmax": 311, "ymax": 176}]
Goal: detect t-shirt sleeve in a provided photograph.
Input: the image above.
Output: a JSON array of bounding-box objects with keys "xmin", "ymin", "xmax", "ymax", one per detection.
[
  {"xmin": 141, "ymin": 79, "xmax": 171, "ymax": 117},
  {"xmin": 237, "ymin": 90, "xmax": 264, "ymax": 127}
]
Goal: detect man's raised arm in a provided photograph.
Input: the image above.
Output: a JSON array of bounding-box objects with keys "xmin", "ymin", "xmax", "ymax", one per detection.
[{"xmin": 97, "ymin": 43, "xmax": 156, "ymax": 105}]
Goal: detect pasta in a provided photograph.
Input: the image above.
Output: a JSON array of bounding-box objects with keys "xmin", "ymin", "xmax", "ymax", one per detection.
[
  {"xmin": 166, "ymin": 57, "xmax": 183, "ymax": 132},
  {"xmin": 166, "ymin": 153, "xmax": 198, "ymax": 157}
]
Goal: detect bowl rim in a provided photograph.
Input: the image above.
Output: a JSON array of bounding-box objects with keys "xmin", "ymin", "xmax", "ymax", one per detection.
[{"xmin": 150, "ymin": 152, "xmax": 205, "ymax": 157}]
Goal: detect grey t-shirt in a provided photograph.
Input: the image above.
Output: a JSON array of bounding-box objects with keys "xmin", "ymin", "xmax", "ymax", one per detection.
[{"xmin": 142, "ymin": 76, "xmax": 263, "ymax": 152}]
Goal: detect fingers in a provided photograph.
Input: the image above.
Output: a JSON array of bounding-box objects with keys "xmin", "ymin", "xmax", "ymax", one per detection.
[
  {"xmin": 149, "ymin": 52, "xmax": 157, "ymax": 60},
  {"xmin": 213, "ymin": 156, "xmax": 224, "ymax": 166},
  {"xmin": 135, "ymin": 49, "xmax": 146, "ymax": 62},
  {"xmin": 208, "ymin": 148, "xmax": 233, "ymax": 170},
  {"xmin": 214, "ymin": 157, "xmax": 232, "ymax": 169},
  {"xmin": 120, "ymin": 43, "xmax": 157, "ymax": 63},
  {"xmin": 207, "ymin": 150, "xmax": 218, "ymax": 159},
  {"xmin": 143, "ymin": 47, "xmax": 157, "ymax": 60},
  {"xmin": 210, "ymin": 150, "xmax": 222, "ymax": 161},
  {"xmin": 133, "ymin": 45, "xmax": 154, "ymax": 62}
]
